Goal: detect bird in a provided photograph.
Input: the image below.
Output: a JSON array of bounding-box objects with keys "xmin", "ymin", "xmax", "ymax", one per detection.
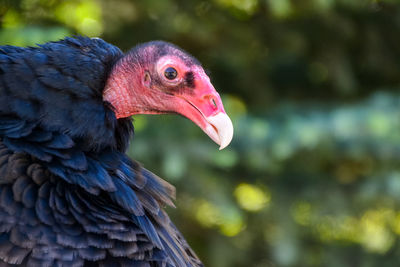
[{"xmin": 0, "ymin": 36, "xmax": 233, "ymax": 266}]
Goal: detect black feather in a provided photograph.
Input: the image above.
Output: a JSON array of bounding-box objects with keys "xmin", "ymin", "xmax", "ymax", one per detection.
[{"xmin": 0, "ymin": 36, "xmax": 203, "ymax": 267}]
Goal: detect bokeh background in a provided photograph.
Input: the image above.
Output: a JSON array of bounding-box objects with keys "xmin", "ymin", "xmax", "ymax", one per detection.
[{"xmin": 2, "ymin": 0, "xmax": 400, "ymax": 266}]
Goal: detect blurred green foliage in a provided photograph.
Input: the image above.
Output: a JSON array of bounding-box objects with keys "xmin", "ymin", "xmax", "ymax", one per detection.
[{"xmin": 2, "ymin": 0, "xmax": 400, "ymax": 266}]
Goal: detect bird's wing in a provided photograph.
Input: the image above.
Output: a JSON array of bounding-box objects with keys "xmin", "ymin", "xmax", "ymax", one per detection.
[
  {"xmin": 0, "ymin": 37, "xmax": 203, "ymax": 267},
  {"xmin": 0, "ymin": 138, "xmax": 202, "ymax": 266}
]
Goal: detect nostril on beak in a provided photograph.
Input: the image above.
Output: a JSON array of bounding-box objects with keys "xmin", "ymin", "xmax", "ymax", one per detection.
[
  {"xmin": 204, "ymin": 94, "xmax": 218, "ymax": 110},
  {"xmin": 211, "ymin": 98, "xmax": 217, "ymax": 108}
]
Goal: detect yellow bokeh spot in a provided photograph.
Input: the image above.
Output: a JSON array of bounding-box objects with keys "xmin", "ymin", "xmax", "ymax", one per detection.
[
  {"xmin": 220, "ymin": 221, "xmax": 244, "ymax": 237},
  {"xmin": 78, "ymin": 18, "xmax": 103, "ymax": 36},
  {"xmin": 391, "ymin": 212, "xmax": 400, "ymax": 235},
  {"xmin": 195, "ymin": 200, "xmax": 222, "ymax": 227},
  {"xmin": 194, "ymin": 199, "xmax": 244, "ymax": 237},
  {"xmin": 316, "ymin": 216, "xmax": 335, "ymax": 241},
  {"xmin": 234, "ymin": 183, "xmax": 270, "ymax": 212},
  {"xmin": 315, "ymin": 215, "xmax": 360, "ymax": 243},
  {"xmin": 360, "ymin": 209, "xmax": 395, "ymax": 254},
  {"xmin": 219, "ymin": 212, "xmax": 245, "ymax": 237},
  {"xmin": 290, "ymin": 203, "xmax": 399, "ymax": 254},
  {"xmin": 55, "ymin": 0, "xmax": 103, "ymax": 36},
  {"xmin": 337, "ymin": 216, "xmax": 359, "ymax": 242}
]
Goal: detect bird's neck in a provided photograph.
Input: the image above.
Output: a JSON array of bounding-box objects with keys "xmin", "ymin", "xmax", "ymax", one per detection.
[{"xmin": 103, "ymin": 57, "xmax": 144, "ymax": 119}]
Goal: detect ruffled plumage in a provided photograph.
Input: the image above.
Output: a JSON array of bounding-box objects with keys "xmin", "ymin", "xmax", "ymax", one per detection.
[{"xmin": 0, "ymin": 37, "xmax": 203, "ymax": 267}]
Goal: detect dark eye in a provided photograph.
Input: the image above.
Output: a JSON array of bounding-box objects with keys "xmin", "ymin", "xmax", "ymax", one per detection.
[{"xmin": 164, "ymin": 67, "xmax": 178, "ymax": 80}]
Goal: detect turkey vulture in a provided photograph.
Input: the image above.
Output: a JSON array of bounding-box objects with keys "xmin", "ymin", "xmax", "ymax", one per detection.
[{"xmin": 0, "ymin": 37, "xmax": 233, "ymax": 266}]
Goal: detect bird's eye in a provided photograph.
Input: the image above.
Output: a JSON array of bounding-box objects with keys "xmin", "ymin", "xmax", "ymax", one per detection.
[{"xmin": 164, "ymin": 67, "xmax": 178, "ymax": 80}]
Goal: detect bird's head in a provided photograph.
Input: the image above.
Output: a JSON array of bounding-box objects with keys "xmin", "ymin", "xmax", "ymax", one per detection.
[{"xmin": 103, "ymin": 41, "xmax": 233, "ymax": 149}]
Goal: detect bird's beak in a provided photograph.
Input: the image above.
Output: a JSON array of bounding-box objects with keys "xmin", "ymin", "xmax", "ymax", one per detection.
[
  {"xmin": 176, "ymin": 75, "xmax": 233, "ymax": 150},
  {"xmin": 203, "ymin": 112, "xmax": 234, "ymax": 150}
]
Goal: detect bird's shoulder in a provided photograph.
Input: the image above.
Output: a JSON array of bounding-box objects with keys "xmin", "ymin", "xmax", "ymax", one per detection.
[
  {"xmin": 0, "ymin": 37, "xmax": 129, "ymax": 150},
  {"xmin": 1, "ymin": 36, "xmax": 123, "ymax": 98}
]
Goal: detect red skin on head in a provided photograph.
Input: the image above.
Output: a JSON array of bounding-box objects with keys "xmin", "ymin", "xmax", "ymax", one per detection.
[
  {"xmin": 103, "ymin": 43, "xmax": 233, "ymax": 149},
  {"xmin": 104, "ymin": 54, "xmax": 223, "ymax": 119}
]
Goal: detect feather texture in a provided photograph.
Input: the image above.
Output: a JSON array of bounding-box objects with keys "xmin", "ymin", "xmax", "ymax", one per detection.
[{"xmin": 0, "ymin": 37, "xmax": 203, "ymax": 266}]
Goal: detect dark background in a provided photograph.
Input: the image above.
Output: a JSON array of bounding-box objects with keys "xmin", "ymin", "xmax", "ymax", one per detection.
[{"xmin": 2, "ymin": 0, "xmax": 400, "ymax": 266}]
